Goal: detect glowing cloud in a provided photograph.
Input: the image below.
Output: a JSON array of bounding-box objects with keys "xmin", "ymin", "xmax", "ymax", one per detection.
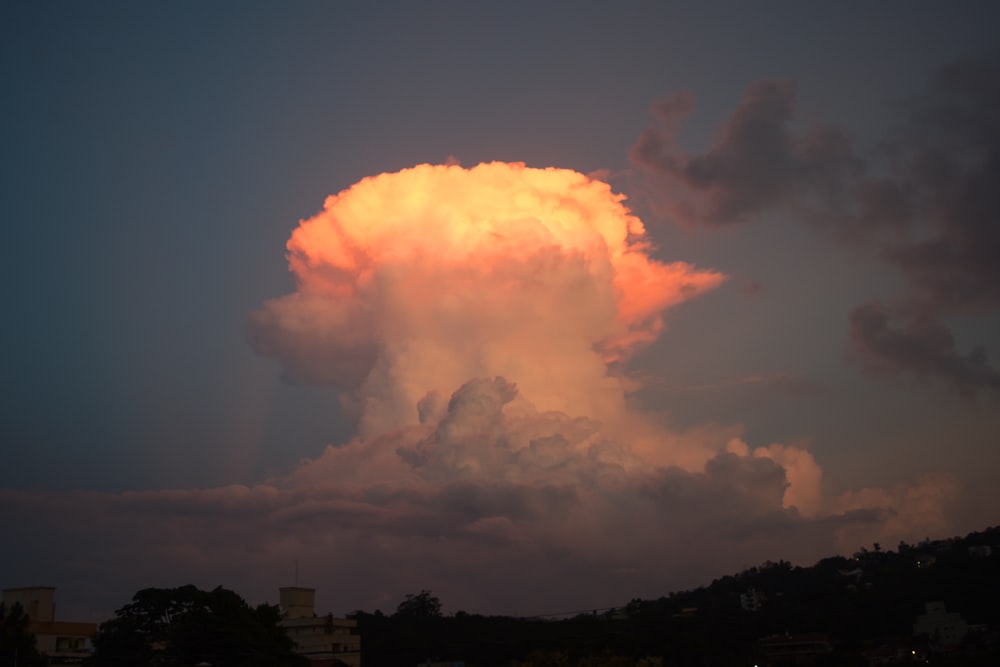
[
  {"xmin": 251, "ymin": 162, "xmax": 725, "ymax": 434},
  {"xmin": 0, "ymin": 161, "xmax": 967, "ymax": 617},
  {"xmin": 129, "ymin": 159, "xmax": 961, "ymax": 613}
]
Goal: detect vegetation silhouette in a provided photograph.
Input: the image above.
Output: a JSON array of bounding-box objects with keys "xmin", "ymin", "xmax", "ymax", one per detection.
[
  {"xmin": 0, "ymin": 601, "xmax": 44, "ymax": 667},
  {"xmin": 395, "ymin": 590, "xmax": 443, "ymax": 620},
  {"xmin": 86, "ymin": 584, "xmax": 305, "ymax": 667},
  {"xmin": 353, "ymin": 526, "xmax": 1000, "ymax": 666},
  {"xmin": 18, "ymin": 526, "xmax": 995, "ymax": 666}
]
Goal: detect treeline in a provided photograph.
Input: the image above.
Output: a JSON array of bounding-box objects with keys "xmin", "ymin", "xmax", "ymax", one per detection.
[
  {"xmin": 6, "ymin": 526, "xmax": 999, "ymax": 666},
  {"xmin": 354, "ymin": 526, "xmax": 1000, "ymax": 666}
]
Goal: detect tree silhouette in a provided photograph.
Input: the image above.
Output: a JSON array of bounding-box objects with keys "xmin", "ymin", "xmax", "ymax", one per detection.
[
  {"xmin": 0, "ymin": 601, "xmax": 44, "ymax": 667},
  {"xmin": 88, "ymin": 585, "xmax": 305, "ymax": 667},
  {"xmin": 394, "ymin": 590, "xmax": 442, "ymax": 619}
]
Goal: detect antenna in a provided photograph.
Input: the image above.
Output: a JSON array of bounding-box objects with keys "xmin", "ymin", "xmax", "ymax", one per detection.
[{"xmin": 295, "ymin": 559, "xmax": 299, "ymax": 587}]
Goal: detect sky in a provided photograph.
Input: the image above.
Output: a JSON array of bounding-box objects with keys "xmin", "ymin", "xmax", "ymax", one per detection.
[{"xmin": 2, "ymin": 1, "xmax": 999, "ymax": 622}]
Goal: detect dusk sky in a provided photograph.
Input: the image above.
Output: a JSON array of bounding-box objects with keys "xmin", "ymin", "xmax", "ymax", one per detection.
[{"xmin": 3, "ymin": 1, "xmax": 999, "ymax": 622}]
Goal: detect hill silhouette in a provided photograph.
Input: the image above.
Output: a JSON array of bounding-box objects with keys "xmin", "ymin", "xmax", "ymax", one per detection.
[{"xmin": 353, "ymin": 525, "xmax": 1000, "ymax": 666}]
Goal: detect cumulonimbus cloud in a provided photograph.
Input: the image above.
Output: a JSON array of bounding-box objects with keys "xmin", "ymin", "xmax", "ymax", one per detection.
[
  {"xmin": 249, "ymin": 161, "xmax": 725, "ymax": 435},
  {"xmin": 3, "ymin": 160, "xmax": 967, "ymax": 619},
  {"xmin": 223, "ymin": 162, "xmax": 961, "ymax": 610}
]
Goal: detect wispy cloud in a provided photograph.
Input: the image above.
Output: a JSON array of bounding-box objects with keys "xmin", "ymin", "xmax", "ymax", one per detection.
[{"xmin": 631, "ymin": 53, "xmax": 1000, "ymax": 395}]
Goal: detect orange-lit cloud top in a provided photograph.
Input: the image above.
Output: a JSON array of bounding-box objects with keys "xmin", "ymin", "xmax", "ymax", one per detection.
[
  {"xmin": 1, "ymin": 163, "xmax": 962, "ymax": 618},
  {"xmin": 247, "ymin": 161, "xmax": 957, "ymax": 554},
  {"xmin": 251, "ymin": 162, "xmax": 724, "ymax": 434}
]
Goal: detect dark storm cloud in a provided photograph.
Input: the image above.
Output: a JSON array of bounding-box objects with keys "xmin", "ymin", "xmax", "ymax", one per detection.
[
  {"xmin": 633, "ymin": 53, "xmax": 1000, "ymax": 394},
  {"xmin": 630, "ymin": 81, "xmax": 864, "ymax": 226},
  {"xmin": 849, "ymin": 300, "xmax": 1000, "ymax": 394},
  {"xmin": 852, "ymin": 54, "xmax": 1000, "ymax": 394},
  {"xmin": 879, "ymin": 54, "xmax": 1000, "ymax": 308}
]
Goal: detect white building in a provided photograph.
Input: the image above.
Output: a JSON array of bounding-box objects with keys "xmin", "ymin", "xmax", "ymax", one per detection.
[
  {"xmin": 279, "ymin": 587, "xmax": 361, "ymax": 667},
  {"xmin": 913, "ymin": 601, "xmax": 968, "ymax": 647},
  {"xmin": 740, "ymin": 587, "xmax": 765, "ymax": 612},
  {"xmin": 2, "ymin": 586, "xmax": 96, "ymax": 665}
]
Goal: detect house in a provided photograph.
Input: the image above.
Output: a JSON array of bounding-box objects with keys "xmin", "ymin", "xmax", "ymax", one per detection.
[
  {"xmin": 740, "ymin": 587, "xmax": 765, "ymax": 612},
  {"xmin": 968, "ymin": 545, "xmax": 992, "ymax": 558},
  {"xmin": 2, "ymin": 586, "xmax": 96, "ymax": 665},
  {"xmin": 913, "ymin": 601, "xmax": 968, "ymax": 648},
  {"xmin": 671, "ymin": 607, "xmax": 698, "ymax": 619},
  {"xmin": 279, "ymin": 587, "xmax": 361, "ymax": 667}
]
